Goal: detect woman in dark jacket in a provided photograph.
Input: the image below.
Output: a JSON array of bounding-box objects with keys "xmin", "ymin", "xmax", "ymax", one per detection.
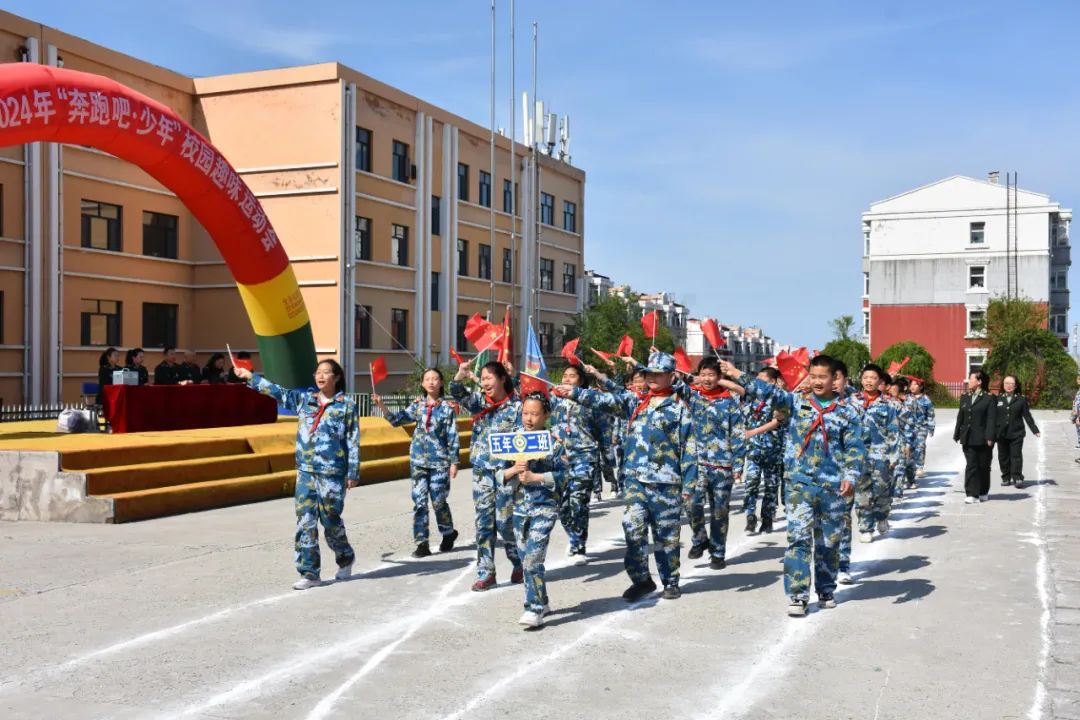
[
  {"xmin": 994, "ymin": 375, "xmax": 1041, "ymax": 490},
  {"xmin": 202, "ymin": 353, "xmax": 228, "ymax": 384},
  {"xmin": 124, "ymin": 348, "xmax": 150, "ymax": 386},
  {"xmin": 96, "ymin": 347, "xmax": 121, "ymax": 404},
  {"xmin": 954, "ymin": 370, "xmax": 997, "ymax": 503}
]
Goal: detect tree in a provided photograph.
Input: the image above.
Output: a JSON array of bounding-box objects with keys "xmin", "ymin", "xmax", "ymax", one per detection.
[
  {"xmin": 875, "ymin": 341, "xmax": 936, "ymax": 384},
  {"xmin": 822, "ymin": 338, "xmax": 871, "ymax": 377},
  {"xmin": 981, "ymin": 297, "xmax": 1078, "ymax": 408},
  {"xmin": 564, "ymin": 294, "xmax": 675, "ymax": 366},
  {"xmin": 829, "ymin": 314, "xmax": 856, "ymax": 341}
]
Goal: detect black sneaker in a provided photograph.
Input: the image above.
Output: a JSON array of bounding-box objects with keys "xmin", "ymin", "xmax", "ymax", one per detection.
[
  {"xmin": 746, "ymin": 515, "xmax": 758, "ymax": 535},
  {"xmin": 622, "ymin": 579, "xmax": 658, "ymax": 602},
  {"xmin": 688, "ymin": 543, "xmax": 707, "ymax": 560},
  {"xmin": 818, "ymin": 593, "xmax": 837, "ymax": 609},
  {"xmin": 411, "ymin": 541, "xmax": 431, "ymax": 558},
  {"xmin": 662, "ymin": 585, "xmax": 681, "ymax": 600},
  {"xmin": 759, "ymin": 517, "xmax": 774, "ymax": 534},
  {"xmin": 1013, "ymin": 479, "xmax": 1024, "ymax": 490},
  {"xmin": 709, "ymin": 557, "xmax": 726, "ymax": 570},
  {"xmin": 439, "ymin": 530, "xmax": 459, "ymax": 552},
  {"xmin": 1002, "ymin": 478, "xmax": 1012, "ymax": 486}
]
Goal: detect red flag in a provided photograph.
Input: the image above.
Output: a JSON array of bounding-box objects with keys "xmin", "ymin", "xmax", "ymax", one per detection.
[
  {"xmin": 616, "ymin": 334, "xmax": 634, "ymax": 357},
  {"xmin": 641, "ymin": 310, "xmax": 660, "ymax": 340},
  {"xmin": 775, "ymin": 351, "xmax": 808, "ymax": 390},
  {"xmin": 673, "ymin": 347, "xmax": 692, "ymax": 374},
  {"xmin": 498, "ymin": 306, "xmax": 512, "ymax": 364},
  {"xmin": 763, "ymin": 356, "xmax": 777, "ymax": 367},
  {"xmin": 701, "ymin": 318, "xmax": 725, "ymax": 349},
  {"xmin": 449, "ymin": 347, "xmax": 465, "ymax": 366},
  {"xmin": 591, "ymin": 347, "xmax": 614, "ymax": 363},
  {"xmin": 520, "ymin": 374, "xmax": 551, "ymax": 397},
  {"xmin": 793, "ymin": 347, "xmax": 810, "ymax": 368},
  {"xmin": 560, "ymin": 337, "xmax": 581, "ymax": 365},
  {"xmin": 370, "ymin": 357, "xmax": 388, "ymax": 386},
  {"xmin": 887, "ymin": 356, "xmax": 911, "ymax": 376},
  {"xmin": 463, "ymin": 313, "xmax": 505, "ymax": 353}
]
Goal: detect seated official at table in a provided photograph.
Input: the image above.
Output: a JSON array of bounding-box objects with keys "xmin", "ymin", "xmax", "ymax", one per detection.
[
  {"xmin": 125, "ymin": 348, "xmax": 150, "ymax": 386},
  {"xmin": 179, "ymin": 351, "xmax": 202, "ymax": 384},
  {"xmin": 96, "ymin": 347, "xmax": 121, "ymax": 404},
  {"xmin": 202, "ymin": 353, "xmax": 228, "ymax": 384},
  {"xmin": 154, "ymin": 347, "xmax": 181, "ymax": 386}
]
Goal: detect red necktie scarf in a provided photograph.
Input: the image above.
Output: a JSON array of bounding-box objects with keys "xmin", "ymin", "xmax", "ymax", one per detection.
[
  {"xmin": 862, "ymin": 392, "xmax": 880, "ymax": 410},
  {"xmin": 472, "ymin": 393, "xmax": 512, "ymax": 427},
  {"xmin": 799, "ymin": 396, "xmax": 838, "ymax": 458},
  {"xmin": 424, "ymin": 400, "xmax": 436, "ymax": 431},
  {"xmin": 309, "ymin": 395, "xmax": 340, "ymax": 435},
  {"xmin": 691, "ymin": 385, "xmax": 731, "ymax": 401},
  {"xmin": 629, "ymin": 388, "xmax": 675, "ymax": 426},
  {"xmin": 752, "ymin": 400, "xmax": 767, "ymax": 417}
]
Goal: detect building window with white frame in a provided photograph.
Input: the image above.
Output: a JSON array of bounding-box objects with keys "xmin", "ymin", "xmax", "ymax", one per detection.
[
  {"xmin": 969, "ymin": 265, "xmax": 986, "ymax": 289},
  {"xmin": 539, "ymin": 258, "xmax": 554, "ymax": 291},
  {"xmin": 1051, "ymin": 313, "xmax": 1067, "ymax": 334},
  {"xmin": 967, "ymin": 308, "xmax": 986, "ymax": 337},
  {"xmin": 391, "ymin": 224, "xmax": 409, "ymax": 266},
  {"xmin": 863, "ymin": 272, "xmax": 870, "ymax": 297},
  {"xmin": 967, "ymin": 351, "xmax": 987, "ymax": 377},
  {"xmin": 863, "ymin": 230, "xmax": 870, "ymax": 256},
  {"xmin": 1051, "ymin": 269, "xmax": 1068, "ymax": 290},
  {"xmin": 863, "ymin": 309, "xmax": 870, "ymax": 339},
  {"xmin": 354, "ymin": 216, "xmax": 371, "ymax": 260},
  {"xmin": 969, "ymin": 221, "xmax": 985, "ymax": 245}
]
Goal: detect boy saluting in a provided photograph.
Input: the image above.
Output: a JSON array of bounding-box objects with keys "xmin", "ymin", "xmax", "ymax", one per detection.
[{"xmin": 719, "ymin": 356, "xmax": 865, "ymax": 617}]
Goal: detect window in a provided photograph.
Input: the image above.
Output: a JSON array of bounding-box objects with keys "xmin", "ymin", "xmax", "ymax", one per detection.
[
  {"xmin": 392, "ymin": 140, "xmax": 410, "ymax": 182},
  {"xmin": 563, "ymin": 201, "xmax": 577, "ymax": 233},
  {"xmin": 431, "ymin": 271, "xmax": 440, "ymax": 312},
  {"xmin": 479, "ymin": 171, "xmax": 491, "ymax": 208},
  {"xmin": 354, "ymin": 216, "xmax": 371, "ymax": 260},
  {"xmin": 967, "ymin": 352, "xmax": 987, "ymax": 376},
  {"xmin": 969, "ymin": 221, "xmax": 985, "ymax": 245},
  {"xmin": 1051, "ymin": 269, "xmax": 1068, "ymax": 290},
  {"xmin": 142, "ymin": 303, "xmax": 178, "ymax": 349},
  {"xmin": 80, "ymin": 299, "xmax": 121, "ymax": 346},
  {"xmin": 141, "ymin": 211, "xmax": 178, "ymax": 259},
  {"xmin": 457, "ymin": 163, "xmax": 469, "ymax": 201},
  {"xmin": 969, "ymin": 265, "xmax": 986, "ymax": 289},
  {"xmin": 355, "ymin": 127, "xmax": 372, "ymax": 172},
  {"xmin": 456, "ymin": 314, "xmax": 469, "ymax": 352},
  {"xmin": 502, "ymin": 248, "xmax": 513, "ymax": 283},
  {"xmin": 391, "ymin": 224, "xmax": 409, "ymax": 266},
  {"xmin": 538, "ymin": 322, "xmax": 554, "ymax": 355},
  {"xmin": 431, "ymin": 196, "xmax": 441, "ymax": 236},
  {"xmin": 539, "ymin": 257, "xmax": 554, "ymax": 290},
  {"xmin": 863, "ymin": 309, "xmax": 870, "ymax": 338},
  {"xmin": 457, "ymin": 239, "xmax": 468, "ymax": 276},
  {"xmin": 863, "ymin": 230, "xmax": 870, "ymax": 256},
  {"xmin": 478, "ymin": 243, "xmax": 491, "ymax": 280},
  {"xmin": 503, "ymin": 179, "xmax": 513, "ymax": 214},
  {"xmin": 540, "ymin": 192, "xmax": 554, "ymax": 225},
  {"xmin": 967, "ymin": 308, "xmax": 986, "ymax": 337},
  {"xmin": 355, "ymin": 305, "xmax": 372, "ymax": 349},
  {"xmin": 562, "ymin": 263, "xmax": 576, "ymax": 295},
  {"xmin": 391, "ymin": 308, "xmax": 408, "ymax": 349},
  {"xmin": 81, "ymin": 200, "xmax": 122, "ymax": 251},
  {"xmin": 1051, "ymin": 313, "xmax": 1068, "ymax": 334},
  {"xmin": 863, "ymin": 272, "xmax": 870, "ymax": 296}
]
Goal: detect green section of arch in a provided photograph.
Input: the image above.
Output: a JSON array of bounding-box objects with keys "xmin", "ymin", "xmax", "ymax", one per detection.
[{"xmin": 256, "ymin": 322, "xmax": 318, "ymax": 390}]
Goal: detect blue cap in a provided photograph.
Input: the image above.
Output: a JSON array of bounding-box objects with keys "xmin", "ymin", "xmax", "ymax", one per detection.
[{"xmin": 646, "ymin": 351, "xmax": 675, "ymax": 373}]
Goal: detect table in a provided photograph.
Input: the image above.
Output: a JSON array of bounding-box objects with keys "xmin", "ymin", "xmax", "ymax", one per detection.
[{"xmin": 102, "ymin": 384, "xmax": 278, "ymax": 433}]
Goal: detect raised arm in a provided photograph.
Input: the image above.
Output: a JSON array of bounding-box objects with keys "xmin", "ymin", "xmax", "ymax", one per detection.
[{"xmin": 244, "ymin": 371, "xmax": 309, "ymax": 414}]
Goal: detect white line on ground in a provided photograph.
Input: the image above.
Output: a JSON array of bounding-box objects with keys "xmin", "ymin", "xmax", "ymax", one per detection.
[
  {"xmin": 1027, "ymin": 430, "xmax": 1051, "ymax": 720},
  {"xmin": 872, "ymin": 668, "xmax": 892, "ymax": 720}
]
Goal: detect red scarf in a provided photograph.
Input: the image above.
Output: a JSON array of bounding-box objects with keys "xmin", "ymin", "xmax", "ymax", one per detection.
[
  {"xmin": 629, "ymin": 388, "xmax": 675, "ymax": 426},
  {"xmin": 472, "ymin": 392, "xmax": 513, "ymax": 427},
  {"xmin": 691, "ymin": 385, "xmax": 731, "ymax": 401},
  {"xmin": 309, "ymin": 394, "xmax": 341, "ymax": 435},
  {"xmin": 799, "ymin": 395, "xmax": 837, "ymax": 458},
  {"xmin": 861, "ymin": 392, "xmax": 880, "ymax": 410},
  {"xmin": 752, "ymin": 400, "xmax": 767, "ymax": 417},
  {"xmin": 423, "ymin": 399, "xmax": 437, "ymax": 431}
]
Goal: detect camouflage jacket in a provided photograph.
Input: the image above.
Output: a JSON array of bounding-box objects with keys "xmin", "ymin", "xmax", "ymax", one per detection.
[
  {"xmin": 908, "ymin": 394, "xmax": 936, "ymax": 435},
  {"xmin": 1072, "ymin": 389, "xmax": 1080, "ymax": 423},
  {"xmin": 449, "ymin": 381, "xmax": 522, "ymax": 471},
  {"xmin": 895, "ymin": 397, "xmax": 917, "ymax": 446},
  {"xmin": 496, "ymin": 435, "xmax": 568, "ymax": 509},
  {"xmin": 385, "ymin": 398, "xmax": 461, "ymax": 469},
  {"xmin": 849, "ymin": 391, "xmax": 901, "ymax": 463},
  {"xmin": 249, "ymin": 374, "xmax": 359, "ymax": 480},
  {"xmin": 569, "ymin": 384, "xmax": 695, "ymax": 488},
  {"xmin": 739, "ymin": 377, "xmax": 865, "ymax": 488},
  {"xmin": 549, "ymin": 395, "xmax": 600, "ymax": 459},
  {"xmin": 674, "ymin": 379, "xmax": 745, "ymax": 470},
  {"xmin": 742, "ymin": 393, "xmax": 784, "ymax": 459}
]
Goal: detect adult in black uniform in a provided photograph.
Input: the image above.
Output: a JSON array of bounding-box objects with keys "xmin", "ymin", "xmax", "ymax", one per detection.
[
  {"xmin": 124, "ymin": 348, "xmax": 150, "ymax": 386},
  {"xmin": 994, "ymin": 375, "xmax": 1040, "ymax": 490},
  {"xmin": 154, "ymin": 347, "xmax": 181, "ymax": 386},
  {"xmin": 96, "ymin": 347, "xmax": 121, "ymax": 404},
  {"xmin": 953, "ymin": 370, "xmax": 997, "ymax": 504}
]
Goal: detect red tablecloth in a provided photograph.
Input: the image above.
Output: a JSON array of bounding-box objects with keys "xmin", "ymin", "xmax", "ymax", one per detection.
[{"xmin": 102, "ymin": 384, "xmax": 278, "ymax": 433}]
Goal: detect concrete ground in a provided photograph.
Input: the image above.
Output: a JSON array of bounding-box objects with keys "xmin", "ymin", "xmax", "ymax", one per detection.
[{"xmin": 1, "ymin": 410, "xmax": 1077, "ymax": 720}]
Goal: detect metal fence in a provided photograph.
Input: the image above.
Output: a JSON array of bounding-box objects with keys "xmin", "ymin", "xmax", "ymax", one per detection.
[
  {"xmin": 346, "ymin": 393, "xmax": 471, "ymax": 418},
  {"xmin": 0, "ymin": 402, "xmax": 92, "ymax": 423},
  {"xmin": 938, "ymin": 382, "xmax": 965, "ymax": 399}
]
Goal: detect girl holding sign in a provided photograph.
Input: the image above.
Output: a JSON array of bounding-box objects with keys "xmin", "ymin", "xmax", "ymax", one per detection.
[{"xmin": 375, "ymin": 368, "xmax": 461, "ymax": 559}]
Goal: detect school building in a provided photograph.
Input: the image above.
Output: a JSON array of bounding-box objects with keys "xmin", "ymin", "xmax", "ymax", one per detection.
[
  {"xmin": 0, "ymin": 9, "xmax": 586, "ymax": 404},
  {"xmin": 861, "ymin": 173, "xmax": 1071, "ymax": 382}
]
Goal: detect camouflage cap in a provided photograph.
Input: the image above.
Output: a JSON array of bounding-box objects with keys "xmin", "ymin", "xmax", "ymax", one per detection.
[{"xmin": 646, "ymin": 351, "xmax": 676, "ymax": 374}]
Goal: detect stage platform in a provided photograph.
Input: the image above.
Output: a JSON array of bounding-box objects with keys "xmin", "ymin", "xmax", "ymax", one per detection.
[{"xmin": 0, "ymin": 417, "xmax": 471, "ymax": 523}]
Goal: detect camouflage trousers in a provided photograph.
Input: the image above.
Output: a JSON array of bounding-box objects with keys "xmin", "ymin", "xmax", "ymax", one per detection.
[
  {"xmin": 838, "ymin": 492, "xmax": 856, "ymax": 573},
  {"xmin": 856, "ymin": 458, "xmax": 892, "ymax": 532},
  {"xmin": 411, "ymin": 465, "xmax": 455, "ymax": 545},
  {"xmin": 473, "ymin": 470, "xmax": 521, "ymax": 581},
  {"xmin": 559, "ymin": 455, "xmax": 597, "ymax": 554},
  {"xmin": 892, "ymin": 453, "xmax": 913, "ymax": 497},
  {"xmin": 294, "ymin": 470, "xmax": 355, "ymax": 580},
  {"xmin": 913, "ymin": 431, "xmax": 929, "ymax": 471},
  {"xmin": 599, "ymin": 442, "xmax": 622, "ymax": 493},
  {"xmin": 513, "ymin": 494, "xmax": 558, "ymax": 614},
  {"xmin": 785, "ymin": 480, "xmax": 846, "ymax": 601},
  {"xmin": 743, "ymin": 453, "xmax": 782, "ymax": 521},
  {"xmin": 623, "ymin": 477, "xmax": 683, "ymax": 588},
  {"xmin": 687, "ymin": 465, "xmax": 735, "ymax": 561}
]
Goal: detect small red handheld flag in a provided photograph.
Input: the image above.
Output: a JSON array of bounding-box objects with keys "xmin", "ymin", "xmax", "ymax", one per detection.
[
  {"xmin": 793, "ymin": 347, "xmax": 810, "ymax": 368},
  {"xmin": 673, "ymin": 347, "xmax": 692, "ymax": 374},
  {"xmin": 591, "ymin": 347, "xmax": 614, "ymax": 363},
  {"xmin": 449, "ymin": 347, "xmax": 465, "ymax": 366},
  {"xmin": 641, "ymin": 310, "xmax": 660, "ymax": 340},
  {"xmin": 370, "ymin": 357, "xmax": 388, "ymax": 387},
  {"xmin": 498, "ymin": 305, "xmax": 512, "ymax": 364},
  {"xmin": 775, "ymin": 351, "xmax": 808, "ymax": 390},
  {"xmin": 560, "ymin": 337, "xmax": 581, "ymax": 365},
  {"xmin": 701, "ymin": 318, "xmax": 725, "ymax": 349},
  {"xmin": 886, "ymin": 356, "xmax": 911, "ymax": 376},
  {"xmin": 616, "ymin": 334, "xmax": 634, "ymax": 357},
  {"xmin": 463, "ymin": 313, "xmax": 505, "ymax": 353}
]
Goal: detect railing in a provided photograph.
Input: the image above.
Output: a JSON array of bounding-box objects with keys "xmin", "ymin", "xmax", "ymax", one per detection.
[
  {"xmin": 938, "ymin": 382, "xmax": 965, "ymax": 399},
  {"xmin": 346, "ymin": 393, "xmax": 471, "ymax": 418},
  {"xmin": 0, "ymin": 402, "xmax": 92, "ymax": 423}
]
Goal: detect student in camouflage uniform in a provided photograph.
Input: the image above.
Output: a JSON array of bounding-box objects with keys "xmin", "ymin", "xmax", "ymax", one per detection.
[
  {"xmin": 549, "ymin": 364, "xmax": 601, "ymax": 565},
  {"xmin": 741, "ymin": 366, "xmax": 784, "ymax": 535},
  {"xmin": 850, "ymin": 364, "xmax": 900, "ymax": 543},
  {"xmin": 235, "ymin": 360, "xmax": 360, "ymax": 591},
  {"xmin": 831, "ymin": 361, "xmax": 861, "ymax": 586},
  {"xmin": 1072, "ymin": 375, "xmax": 1080, "ymax": 449},
  {"xmin": 376, "ymin": 368, "xmax": 460, "ymax": 559},
  {"xmin": 498, "ymin": 392, "xmax": 570, "ymax": 628},
  {"xmin": 720, "ymin": 355, "xmax": 864, "ymax": 616},
  {"xmin": 451, "ymin": 360, "xmax": 524, "ymax": 592},
  {"xmin": 676, "ymin": 356, "xmax": 746, "ymax": 569},
  {"xmin": 889, "ymin": 376, "xmax": 916, "ymax": 497},
  {"xmin": 908, "ymin": 378, "xmax": 935, "ymax": 479},
  {"xmin": 557, "ymin": 352, "xmax": 695, "ymax": 602}
]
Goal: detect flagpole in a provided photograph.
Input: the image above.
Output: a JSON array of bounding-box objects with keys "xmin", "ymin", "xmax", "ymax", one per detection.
[
  {"xmin": 509, "ymin": 0, "xmax": 518, "ymax": 368},
  {"xmin": 520, "ymin": 371, "xmax": 556, "ymax": 387},
  {"xmin": 488, "ymin": 0, "xmax": 497, "ymax": 321}
]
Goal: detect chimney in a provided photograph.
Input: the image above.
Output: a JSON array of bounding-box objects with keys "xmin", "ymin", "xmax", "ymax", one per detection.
[{"xmin": 988, "ymin": 170, "xmax": 1000, "ymax": 184}]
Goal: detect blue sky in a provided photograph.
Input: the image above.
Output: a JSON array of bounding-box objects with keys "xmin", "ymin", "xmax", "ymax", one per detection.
[{"xmin": 14, "ymin": 0, "xmax": 1080, "ymax": 350}]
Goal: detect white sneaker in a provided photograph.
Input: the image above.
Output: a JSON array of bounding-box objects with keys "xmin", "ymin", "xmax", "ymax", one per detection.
[
  {"xmin": 566, "ymin": 546, "xmax": 575, "ymax": 557},
  {"xmin": 916, "ymin": 469, "xmax": 926, "ymax": 479},
  {"xmin": 980, "ymin": 495, "xmax": 989, "ymax": 502},
  {"xmin": 859, "ymin": 532, "xmax": 874, "ymax": 543},
  {"xmin": 838, "ymin": 571, "xmax": 854, "ymax": 585},
  {"xmin": 541, "ymin": 604, "xmax": 551, "ymax": 617},
  {"xmin": 518, "ymin": 610, "xmax": 544, "ymax": 628},
  {"xmin": 292, "ymin": 577, "xmax": 322, "ymax": 590},
  {"xmin": 876, "ymin": 520, "xmax": 890, "ymax": 535},
  {"xmin": 335, "ymin": 562, "xmax": 353, "ymax": 580},
  {"xmin": 964, "ymin": 497, "xmax": 976, "ymax": 504},
  {"xmin": 572, "ymin": 552, "xmax": 588, "ymax": 567}
]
